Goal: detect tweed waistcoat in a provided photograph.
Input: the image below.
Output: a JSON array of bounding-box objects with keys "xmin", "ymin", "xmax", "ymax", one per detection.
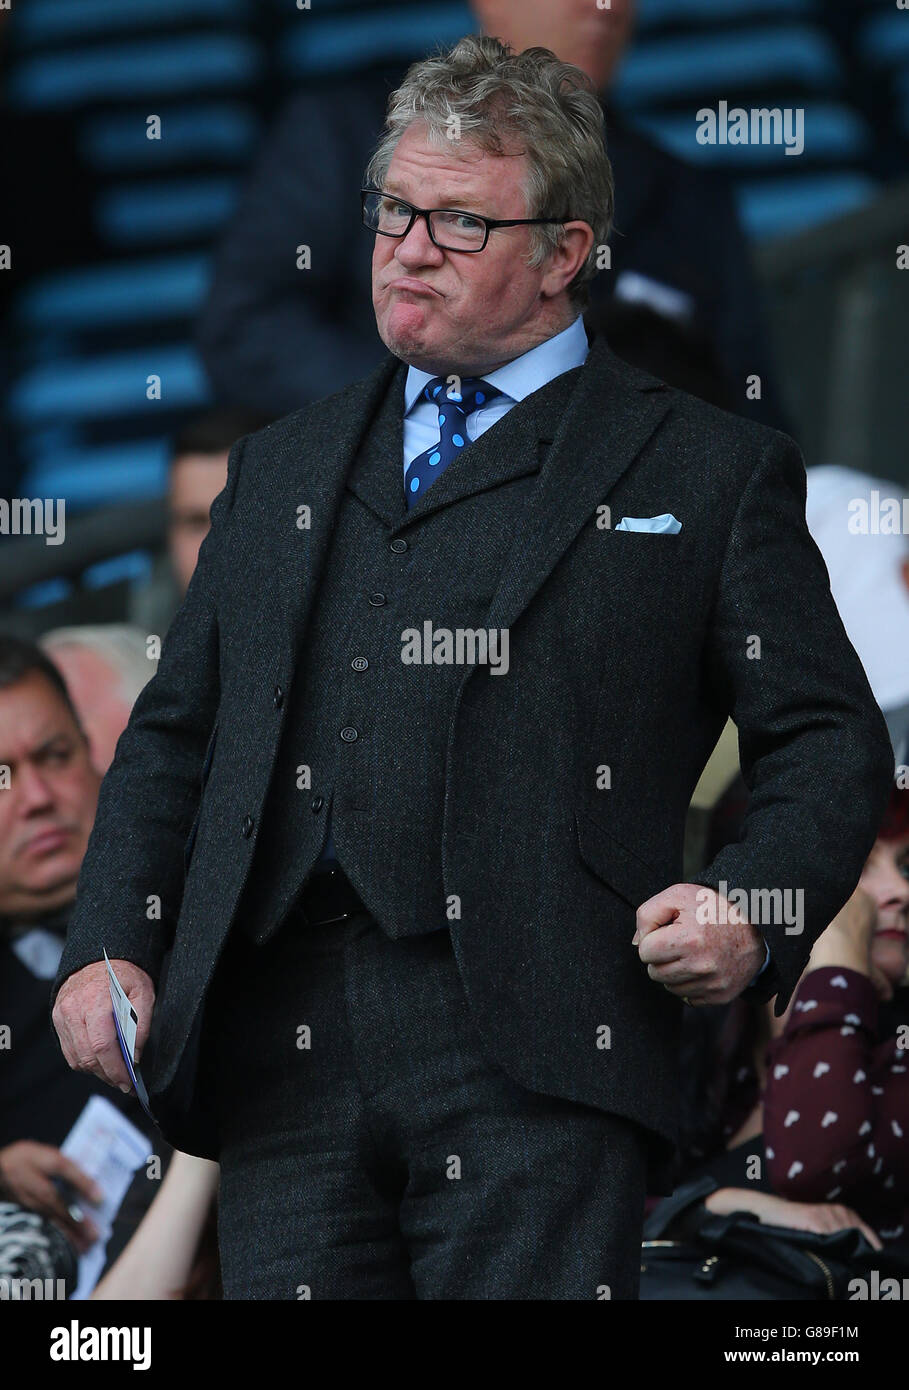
[{"xmin": 235, "ymin": 364, "xmax": 567, "ymax": 944}]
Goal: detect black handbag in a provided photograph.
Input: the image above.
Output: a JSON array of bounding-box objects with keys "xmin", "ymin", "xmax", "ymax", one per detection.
[{"xmin": 640, "ymin": 1177, "xmax": 909, "ymax": 1301}]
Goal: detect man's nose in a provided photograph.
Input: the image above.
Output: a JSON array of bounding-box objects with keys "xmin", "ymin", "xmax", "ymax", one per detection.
[
  {"xmin": 394, "ymin": 214, "xmax": 445, "ymax": 269},
  {"xmin": 17, "ymin": 762, "xmax": 56, "ymax": 812}
]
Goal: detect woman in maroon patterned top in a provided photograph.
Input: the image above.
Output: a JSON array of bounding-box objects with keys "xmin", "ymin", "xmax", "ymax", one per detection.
[{"xmin": 667, "ymin": 781, "xmax": 909, "ymax": 1249}]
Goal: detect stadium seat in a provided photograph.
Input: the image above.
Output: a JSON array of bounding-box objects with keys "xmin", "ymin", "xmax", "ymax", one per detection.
[
  {"xmin": 80, "ymin": 104, "xmax": 259, "ymax": 173},
  {"xmin": 8, "ymin": 36, "xmax": 261, "ymax": 109},
  {"xmin": 95, "ymin": 179, "xmax": 239, "ymax": 247},
  {"xmin": 280, "ymin": 3, "xmax": 475, "ymax": 76},
  {"xmin": 24, "ymin": 440, "xmax": 169, "ymax": 508},
  {"xmin": 859, "ymin": 11, "xmax": 909, "ymax": 66},
  {"xmin": 636, "ymin": 0, "xmax": 819, "ymax": 28},
  {"xmin": 632, "ymin": 102, "xmax": 871, "ymax": 165},
  {"xmin": 613, "ymin": 26, "xmax": 843, "ymax": 108},
  {"xmin": 9, "ymin": 347, "xmax": 209, "ymax": 425},
  {"xmin": 736, "ymin": 171, "xmax": 878, "ymax": 238},
  {"xmin": 15, "ymin": 257, "xmax": 211, "ymax": 333},
  {"xmin": 11, "ymin": 0, "xmax": 251, "ymax": 45}
]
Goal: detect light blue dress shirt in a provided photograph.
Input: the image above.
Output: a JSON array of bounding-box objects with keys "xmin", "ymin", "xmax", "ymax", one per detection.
[{"xmin": 403, "ymin": 312, "xmax": 590, "ymax": 478}]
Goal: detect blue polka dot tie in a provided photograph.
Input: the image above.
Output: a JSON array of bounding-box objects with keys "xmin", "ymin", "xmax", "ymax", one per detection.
[{"xmin": 405, "ymin": 376, "xmax": 502, "ymax": 508}]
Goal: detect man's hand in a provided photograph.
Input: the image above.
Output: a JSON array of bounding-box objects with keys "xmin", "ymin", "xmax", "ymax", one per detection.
[
  {"xmin": 0, "ymin": 1141, "xmax": 103, "ymax": 1253},
  {"xmin": 633, "ymin": 883, "xmax": 765, "ymax": 1005},
  {"xmin": 52, "ymin": 959, "xmax": 155, "ymax": 1092}
]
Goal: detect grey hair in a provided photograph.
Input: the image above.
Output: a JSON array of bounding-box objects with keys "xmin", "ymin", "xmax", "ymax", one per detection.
[
  {"xmin": 40, "ymin": 624, "xmax": 158, "ymax": 709},
  {"xmin": 363, "ymin": 35, "xmax": 613, "ymax": 307}
]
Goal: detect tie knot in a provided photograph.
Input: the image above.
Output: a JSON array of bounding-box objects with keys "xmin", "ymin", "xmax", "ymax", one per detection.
[{"xmin": 423, "ymin": 376, "xmax": 500, "ymax": 415}]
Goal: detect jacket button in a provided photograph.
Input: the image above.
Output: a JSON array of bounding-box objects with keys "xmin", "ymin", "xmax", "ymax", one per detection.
[
  {"xmin": 351, "ymin": 656, "xmax": 368, "ymax": 672},
  {"xmin": 311, "ymin": 796, "xmax": 324, "ymax": 812},
  {"xmin": 340, "ymin": 726, "xmax": 358, "ymax": 742},
  {"xmin": 367, "ymin": 591, "xmax": 386, "ymax": 606},
  {"xmin": 273, "ymin": 685, "xmax": 284, "ymax": 709},
  {"xmin": 241, "ymin": 814, "xmax": 254, "ymax": 838},
  {"xmin": 390, "ymin": 539, "xmax": 408, "ymax": 553}
]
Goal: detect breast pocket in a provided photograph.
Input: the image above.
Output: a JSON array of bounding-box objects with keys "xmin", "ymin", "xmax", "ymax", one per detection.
[
  {"xmin": 183, "ymin": 719, "xmax": 220, "ymax": 875},
  {"xmin": 573, "ymin": 806, "xmax": 667, "ymax": 911}
]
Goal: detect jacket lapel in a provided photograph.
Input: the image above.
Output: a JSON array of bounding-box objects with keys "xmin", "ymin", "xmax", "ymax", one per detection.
[
  {"xmin": 257, "ymin": 353, "xmax": 399, "ymax": 665},
  {"xmin": 484, "ymin": 333, "xmax": 672, "ymax": 634},
  {"xmin": 346, "ymin": 362, "xmax": 566, "ymax": 526}
]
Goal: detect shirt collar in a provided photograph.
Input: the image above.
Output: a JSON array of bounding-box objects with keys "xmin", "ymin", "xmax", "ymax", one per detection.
[{"xmin": 403, "ymin": 314, "xmax": 590, "ymax": 415}]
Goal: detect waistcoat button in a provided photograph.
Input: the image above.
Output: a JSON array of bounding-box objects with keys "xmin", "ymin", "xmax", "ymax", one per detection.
[
  {"xmin": 241, "ymin": 814, "xmax": 254, "ymax": 838},
  {"xmin": 367, "ymin": 592, "xmax": 386, "ymax": 606},
  {"xmin": 340, "ymin": 726, "xmax": 359, "ymax": 742},
  {"xmin": 390, "ymin": 539, "xmax": 408, "ymax": 553},
  {"xmin": 351, "ymin": 656, "xmax": 369, "ymax": 671},
  {"xmin": 311, "ymin": 796, "xmax": 324, "ymax": 812}
]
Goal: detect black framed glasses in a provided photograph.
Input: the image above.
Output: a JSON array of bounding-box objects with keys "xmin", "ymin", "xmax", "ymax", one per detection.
[{"xmin": 360, "ymin": 188, "xmax": 569, "ymax": 253}]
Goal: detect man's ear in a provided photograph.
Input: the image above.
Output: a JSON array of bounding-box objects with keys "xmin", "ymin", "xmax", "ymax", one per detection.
[{"xmin": 540, "ymin": 220, "xmax": 594, "ymax": 299}]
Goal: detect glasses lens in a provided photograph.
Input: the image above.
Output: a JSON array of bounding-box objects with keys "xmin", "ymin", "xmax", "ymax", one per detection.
[
  {"xmin": 365, "ymin": 193, "xmax": 412, "ymax": 234},
  {"xmin": 429, "ymin": 209, "xmax": 486, "ymax": 250}
]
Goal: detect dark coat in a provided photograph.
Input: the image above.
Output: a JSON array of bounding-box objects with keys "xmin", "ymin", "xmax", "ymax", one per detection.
[{"xmin": 50, "ymin": 333, "xmax": 893, "ymax": 1170}]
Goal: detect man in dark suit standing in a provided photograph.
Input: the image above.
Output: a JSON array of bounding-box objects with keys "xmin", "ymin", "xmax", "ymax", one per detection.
[{"xmin": 51, "ymin": 38, "xmax": 893, "ymax": 1300}]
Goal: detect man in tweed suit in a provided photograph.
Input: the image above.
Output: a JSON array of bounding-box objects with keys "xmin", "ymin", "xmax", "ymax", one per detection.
[{"xmin": 51, "ymin": 39, "xmax": 893, "ymax": 1299}]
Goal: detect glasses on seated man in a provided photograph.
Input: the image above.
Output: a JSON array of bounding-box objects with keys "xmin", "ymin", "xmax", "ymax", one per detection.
[{"xmin": 360, "ymin": 188, "xmax": 569, "ymax": 253}]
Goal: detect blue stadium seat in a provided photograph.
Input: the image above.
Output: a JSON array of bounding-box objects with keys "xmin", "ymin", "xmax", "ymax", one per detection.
[
  {"xmin": 637, "ymin": 0, "xmax": 818, "ymax": 28},
  {"xmin": 83, "ymin": 553, "xmax": 155, "ymax": 588},
  {"xmin": 96, "ymin": 179, "xmax": 239, "ymax": 247},
  {"xmin": 24, "ymin": 440, "xmax": 169, "ymax": 508},
  {"xmin": 9, "ymin": 347, "xmax": 209, "ymax": 425},
  {"xmin": 11, "ymin": 0, "xmax": 251, "ymax": 45},
  {"xmin": 9, "ymin": 36, "xmax": 261, "ymax": 109},
  {"xmin": 613, "ymin": 26, "xmax": 843, "ymax": 108},
  {"xmin": 14, "ymin": 553, "xmax": 154, "ymax": 612},
  {"xmin": 632, "ymin": 102, "xmax": 871, "ymax": 165},
  {"xmin": 860, "ymin": 12, "xmax": 909, "ymax": 65},
  {"xmin": 16, "ymin": 257, "xmax": 211, "ymax": 332},
  {"xmin": 80, "ymin": 104, "xmax": 259, "ymax": 172},
  {"xmin": 281, "ymin": 3, "xmax": 475, "ymax": 76},
  {"xmin": 736, "ymin": 172, "xmax": 878, "ymax": 239}
]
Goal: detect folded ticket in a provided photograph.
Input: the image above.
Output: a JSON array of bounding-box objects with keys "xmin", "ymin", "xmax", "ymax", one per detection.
[{"xmin": 103, "ymin": 948, "xmax": 155, "ymax": 1122}]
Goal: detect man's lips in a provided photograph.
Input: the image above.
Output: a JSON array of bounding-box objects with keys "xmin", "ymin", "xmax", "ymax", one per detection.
[
  {"xmin": 23, "ymin": 827, "xmax": 70, "ymax": 856},
  {"xmin": 386, "ymin": 278, "xmax": 441, "ymax": 297}
]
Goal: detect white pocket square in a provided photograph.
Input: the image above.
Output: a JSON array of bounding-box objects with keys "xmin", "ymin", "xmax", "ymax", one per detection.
[{"xmin": 615, "ymin": 513, "xmax": 682, "ymax": 534}]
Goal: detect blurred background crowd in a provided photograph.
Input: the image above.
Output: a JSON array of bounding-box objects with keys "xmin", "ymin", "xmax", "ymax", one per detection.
[{"xmin": 1, "ymin": 0, "xmax": 909, "ymax": 1300}]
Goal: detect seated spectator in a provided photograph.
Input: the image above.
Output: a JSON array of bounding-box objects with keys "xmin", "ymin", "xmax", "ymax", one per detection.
[
  {"xmin": 0, "ymin": 635, "xmax": 171, "ymax": 1285},
  {"xmin": 129, "ymin": 410, "xmax": 267, "ymax": 640},
  {"xmin": 805, "ymin": 465, "xmax": 909, "ymax": 764},
  {"xmin": 91, "ymin": 1150, "xmax": 220, "ymax": 1301},
  {"xmin": 700, "ymin": 463, "xmax": 909, "ymax": 870},
  {"xmin": 661, "ymin": 780, "xmax": 909, "ymax": 1252},
  {"xmin": 40, "ymin": 625, "xmax": 157, "ymax": 776}
]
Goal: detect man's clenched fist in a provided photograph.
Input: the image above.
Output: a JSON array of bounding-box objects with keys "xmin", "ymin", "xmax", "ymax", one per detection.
[
  {"xmin": 52, "ymin": 960, "xmax": 155, "ymax": 1093},
  {"xmin": 633, "ymin": 883, "xmax": 765, "ymax": 1005}
]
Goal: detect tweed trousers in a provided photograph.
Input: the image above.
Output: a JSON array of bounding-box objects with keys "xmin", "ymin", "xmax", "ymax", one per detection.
[{"xmin": 201, "ymin": 908, "xmax": 649, "ymax": 1300}]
